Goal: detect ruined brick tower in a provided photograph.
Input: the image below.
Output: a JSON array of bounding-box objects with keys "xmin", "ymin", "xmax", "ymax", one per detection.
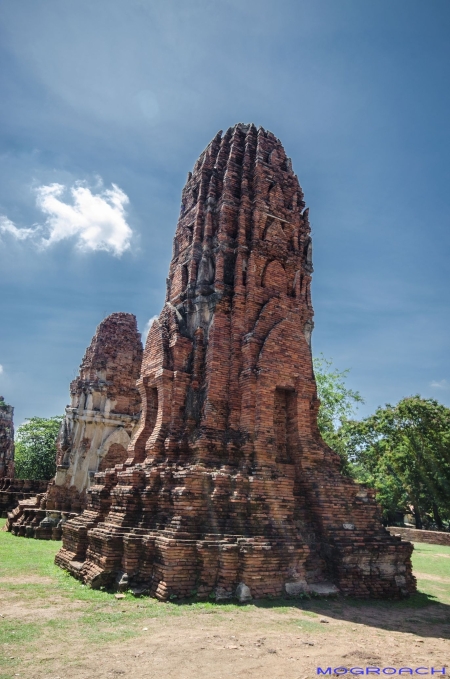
[
  {"xmin": 0, "ymin": 397, "xmax": 14, "ymax": 479},
  {"xmin": 57, "ymin": 124, "xmax": 415, "ymax": 600},
  {"xmin": 6, "ymin": 313, "xmax": 143, "ymax": 537},
  {"xmin": 53, "ymin": 311, "xmax": 143, "ymax": 505}
]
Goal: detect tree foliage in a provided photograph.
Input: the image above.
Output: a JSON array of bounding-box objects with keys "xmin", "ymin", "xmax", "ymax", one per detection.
[
  {"xmin": 313, "ymin": 354, "xmax": 364, "ymax": 471},
  {"xmin": 313, "ymin": 356, "xmax": 450, "ymax": 529},
  {"xmin": 14, "ymin": 416, "xmax": 63, "ymax": 480},
  {"xmin": 345, "ymin": 397, "xmax": 450, "ymax": 529}
]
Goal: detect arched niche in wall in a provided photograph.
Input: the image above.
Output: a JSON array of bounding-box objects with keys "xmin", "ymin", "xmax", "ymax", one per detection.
[
  {"xmin": 145, "ymin": 383, "xmax": 159, "ymax": 438},
  {"xmin": 261, "ymin": 259, "xmax": 287, "ymax": 295},
  {"xmin": 97, "ymin": 427, "xmax": 131, "ymax": 472}
]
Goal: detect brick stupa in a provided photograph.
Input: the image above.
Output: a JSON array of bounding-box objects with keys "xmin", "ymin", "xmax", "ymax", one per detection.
[
  {"xmin": 7, "ymin": 313, "xmax": 142, "ymax": 537},
  {"xmin": 56, "ymin": 124, "xmax": 416, "ymax": 600}
]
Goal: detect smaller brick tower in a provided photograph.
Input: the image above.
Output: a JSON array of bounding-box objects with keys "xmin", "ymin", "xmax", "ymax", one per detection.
[
  {"xmin": 6, "ymin": 313, "xmax": 143, "ymax": 538},
  {"xmin": 52, "ymin": 311, "xmax": 143, "ymax": 507}
]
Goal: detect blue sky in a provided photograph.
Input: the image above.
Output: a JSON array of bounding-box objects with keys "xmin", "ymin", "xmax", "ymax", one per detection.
[{"xmin": 0, "ymin": 0, "xmax": 449, "ymax": 426}]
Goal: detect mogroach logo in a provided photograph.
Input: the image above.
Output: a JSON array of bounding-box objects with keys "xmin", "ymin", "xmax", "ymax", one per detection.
[{"xmin": 317, "ymin": 669, "xmax": 447, "ymax": 676}]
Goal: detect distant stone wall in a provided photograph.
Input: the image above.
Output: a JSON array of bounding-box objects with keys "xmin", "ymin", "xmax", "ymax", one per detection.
[{"xmin": 388, "ymin": 526, "xmax": 450, "ymax": 547}]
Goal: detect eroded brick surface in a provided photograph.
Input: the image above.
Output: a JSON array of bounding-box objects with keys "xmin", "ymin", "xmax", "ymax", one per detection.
[
  {"xmin": 0, "ymin": 397, "xmax": 14, "ymax": 480},
  {"xmin": 6, "ymin": 313, "xmax": 143, "ymax": 538},
  {"xmin": 56, "ymin": 124, "xmax": 416, "ymax": 600}
]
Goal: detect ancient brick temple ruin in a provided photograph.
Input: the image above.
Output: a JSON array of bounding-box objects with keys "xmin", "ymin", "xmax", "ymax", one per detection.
[
  {"xmin": 56, "ymin": 124, "xmax": 416, "ymax": 600},
  {"xmin": 0, "ymin": 397, "xmax": 15, "ymax": 480},
  {"xmin": 0, "ymin": 398, "xmax": 48, "ymax": 517},
  {"xmin": 7, "ymin": 313, "xmax": 143, "ymax": 538},
  {"xmin": 0, "ymin": 478, "xmax": 48, "ymax": 519}
]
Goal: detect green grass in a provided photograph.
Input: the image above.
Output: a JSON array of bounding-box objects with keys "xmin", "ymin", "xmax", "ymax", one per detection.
[
  {"xmin": 411, "ymin": 541, "xmax": 450, "ymax": 606},
  {"xmin": 412, "ymin": 542, "xmax": 450, "ymax": 578}
]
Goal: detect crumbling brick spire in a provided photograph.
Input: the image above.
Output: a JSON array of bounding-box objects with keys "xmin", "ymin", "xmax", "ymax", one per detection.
[
  {"xmin": 57, "ymin": 124, "xmax": 415, "ymax": 601},
  {"xmin": 0, "ymin": 396, "xmax": 14, "ymax": 479}
]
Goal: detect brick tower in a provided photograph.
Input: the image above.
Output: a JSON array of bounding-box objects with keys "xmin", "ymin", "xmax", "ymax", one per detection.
[
  {"xmin": 56, "ymin": 124, "xmax": 415, "ymax": 600},
  {"xmin": 6, "ymin": 313, "xmax": 142, "ymax": 537},
  {"xmin": 0, "ymin": 397, "xmax": 14, "ymax": 479}
]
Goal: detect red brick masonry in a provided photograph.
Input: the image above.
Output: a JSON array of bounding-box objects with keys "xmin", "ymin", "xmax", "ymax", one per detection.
[
  {"xmin": 0, "ymin": 478, "xmax": 48, "ymax": 519},
  {"xmin": 56, "ymin": 124, "xmax": 416, "ymax": 601}
]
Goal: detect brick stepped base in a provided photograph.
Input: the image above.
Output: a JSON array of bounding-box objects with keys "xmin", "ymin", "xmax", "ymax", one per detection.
[
  {"xmin": 56, "ymin": 458, "xmax": 416, "ymax": 602},
  {"xmin": 5, "ymin": 472, "xmax": 89, "ymax": 539},
  {"xmin": 0, "ymin": 478, "xmax": 48, "ymax": 519},
  {"xmin": 6, "ymin": 495, "xmax": 79, "ymax": 539}
]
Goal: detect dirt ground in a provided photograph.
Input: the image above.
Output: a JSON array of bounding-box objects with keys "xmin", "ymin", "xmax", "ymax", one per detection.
[
  {"xmin": 2, "ymin": 579, "xmax": 450, "ymax": 679},
  {"xmin": 1, "ymin": 538, "xmax": 450, "ymax": 679}
]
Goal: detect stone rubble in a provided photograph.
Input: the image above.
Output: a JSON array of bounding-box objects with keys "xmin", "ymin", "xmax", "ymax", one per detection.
[{"xmin": 0, "ymin": 398, "xmax": 50, "ymax": 518}]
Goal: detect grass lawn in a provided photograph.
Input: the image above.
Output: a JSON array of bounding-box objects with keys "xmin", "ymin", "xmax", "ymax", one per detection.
[{"xmin": 1, "ymin": 518, "xmax": 449, "ymax": 679}]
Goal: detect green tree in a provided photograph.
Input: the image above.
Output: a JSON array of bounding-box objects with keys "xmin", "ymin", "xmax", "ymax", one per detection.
[
  {"xmin": 14, "ymin": 416, "xmax": 63, "ymax": 480},
  {"xmin": 345, "ymin": 397, "xmax": 450, "ymax": 528},
  {"xmin": 313, "ymin": 353, "xmax": 364, "ymax": 472}
]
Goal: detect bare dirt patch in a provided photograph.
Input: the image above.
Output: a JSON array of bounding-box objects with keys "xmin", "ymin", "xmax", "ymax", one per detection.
[
  {"xmin": 414, "ymin": 573, "xmax": 450, "ymax": 583},
  {"xmin": 0, "ymin": 575, "xmax": 54, "ymax": 585},
  {"xmin": 2, "ymin": 595, "xmax": 450, "ymax": 679},
  {"xmin": 1, "ymin": 530, "xmax": 450, "ymax": 679}
]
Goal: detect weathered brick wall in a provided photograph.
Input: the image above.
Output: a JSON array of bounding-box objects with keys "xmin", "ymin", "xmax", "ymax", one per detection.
[
  {"xmin": 7, "ymin": 313, "xmax": 143, "ymax": 538},
  {"xmin": 57, "ymin": 124, "xmax": 415, "ymax": 601},
  {"xmin": 388, "ymin": 526, "xmax": 450, "ymax": 547}
]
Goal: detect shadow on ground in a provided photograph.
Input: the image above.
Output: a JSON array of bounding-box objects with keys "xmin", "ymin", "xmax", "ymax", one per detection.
[{"xmin": 170, "ymin": 590, "xmax": 450, "ymax": 640}]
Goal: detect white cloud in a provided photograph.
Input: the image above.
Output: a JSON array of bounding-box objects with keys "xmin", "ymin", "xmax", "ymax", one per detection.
[
  {"xmin": 0, "ymin": 215, "xmax": 37, "ymax": 241},
  {"xmin": 0, "ymin": 365, "xmax": 3, "ymax": 375},
  {"xmin": 36, "ymin": 182, "xmax": 132, "ymax": 255},
  {"xmin": 430, "ymin": 379, "xmax": 449, "ymax": 389},
  {"xmin": 143, "ymin": 315, "xmax": 159, "ymax": 341},
  {"xmin": 0, "ymin": 180, "xmax": 133, "ymax": 256}
]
